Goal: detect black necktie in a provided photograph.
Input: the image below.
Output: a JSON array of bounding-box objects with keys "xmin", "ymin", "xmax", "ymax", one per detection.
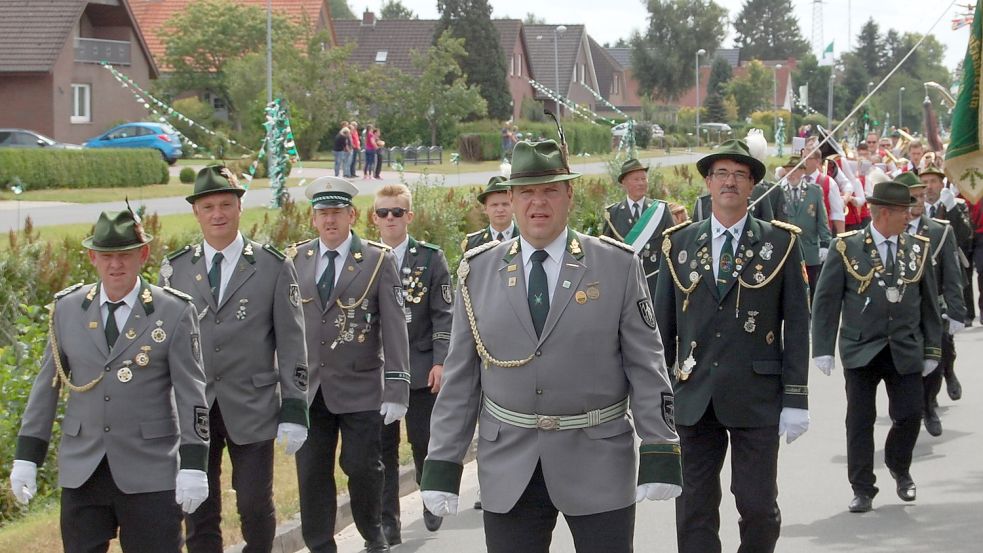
[
  {"xmin": 717, "ymin": 231, "xmax": 735, "ymax": 296},
  {"xmin": 497, "ymin": 232, "xmax": 505, "ymax": 241},
  {"xmin": 884, "ymin": 241, "xmax": 895, "ymax": 277},
  {"xmin": 632, "ymin": 203, "xmax": 641, "ymax": 221},
  {"xmin": 105, "ymin": 301, "xmax": 123, "ymax": 348},
  {"xmin": 528, "ymin": 250, "xmax": 550, "ymax": 337},
  {"xmin": 318, "ymin": 250, "xmax": 339, "ymax": 306},
  {"xmin": 929, "ymin": 204, "xmax": 937, "ymax": 218},
  {"xmin": 208, "ymin": 252, "xmax": 224, "ymax": 302}
]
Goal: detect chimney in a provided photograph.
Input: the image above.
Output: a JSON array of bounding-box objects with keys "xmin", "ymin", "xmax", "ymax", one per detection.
[{"xmin": 362, "ymin": 10, "xmax": 376, "ymax": 27}]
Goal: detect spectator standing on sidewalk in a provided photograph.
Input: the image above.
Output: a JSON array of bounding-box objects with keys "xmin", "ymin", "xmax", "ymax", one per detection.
[{"xmin": 348, "ymin": 121, "xmax": 361, "ymax": 178}]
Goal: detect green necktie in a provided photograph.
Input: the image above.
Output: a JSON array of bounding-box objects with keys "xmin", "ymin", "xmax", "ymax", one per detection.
[
  {"xmin": 884, "ymin": 241, "xmax": 895, "ymax": 278},
  {"xmin": 528, "ymin": 250, "xmax": 550, "ymax": 337},
  {"xmin": 105, "ymin": 301, "xmax": 123, "ymax": 348},
  {"xmin": 717, "ymin": 230, "xmax": 735, "ymax": 297},
  {"xmin": 208, "ymin": 252, "xmax": 224, "ymax": 302},
  {"xmin": 318, "ymin": 250, "xmax": 339, "ymax": 307}
]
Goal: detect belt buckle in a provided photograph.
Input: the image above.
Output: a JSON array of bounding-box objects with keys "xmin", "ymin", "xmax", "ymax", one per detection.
[{"xmin": 536, "ymin": 415, "xmax": 560, "ymax": 431}]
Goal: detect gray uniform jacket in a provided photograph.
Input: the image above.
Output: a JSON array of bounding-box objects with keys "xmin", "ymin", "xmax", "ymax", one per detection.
[
  {"xmin": 292, "ymin": 232, "xmax": 410, "ymax": 412},
  {"xmin": 16, "ymin": 279, "xmax": 208, "ymax": 493},
  {"xmin": 401, "ymin": 237, "xmax": 453, "ymax": 389},
  {"xmin": 162, "ymin": 237, "xmax": 309, "ymax": 443},
  {"xmin": 421, "ymin": 231, "xmax": 681, "ymax": 516}
]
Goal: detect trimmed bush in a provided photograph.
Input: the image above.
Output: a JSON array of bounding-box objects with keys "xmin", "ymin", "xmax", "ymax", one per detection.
[
  {"xmin": 456, "ymin": 120, "xmax": 612, "ymax": 161},
  {"xmin": 159, "ymin": 161, "xmax": 171, "ymax": 184},
  {"xmin": 0, "ymin": 149, "xmax": 168, "ymax": 189},
  {"xmin": 179, "ymin": 167, "xmax": 196, "ymax": 183}
]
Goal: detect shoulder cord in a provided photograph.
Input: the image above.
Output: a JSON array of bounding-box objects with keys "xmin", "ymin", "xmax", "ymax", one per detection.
[
  {"xmin": 833, "ymin": 239, "xmax": 876, "ymax": 293},
  {"xmin": 737, "ymin": 233, "xmax": 798, "ymax": 290},
  {"xmin": 458, "ymin": 260, "xmax": 535, "ymax": 368},
  {"xmin": 336, "ymin": 251, "xmax": 387, "ymax": 310},
  {"xmin": 603, "ymin": 211, "xmax": 627, "ymax": 243},
  {"xmin": 48, "ymin": 302, "xmax": 102, "ymax": 393},
  {"xmin": 661, "ymin": 237, "xmax": 699, "ymax": 311}
]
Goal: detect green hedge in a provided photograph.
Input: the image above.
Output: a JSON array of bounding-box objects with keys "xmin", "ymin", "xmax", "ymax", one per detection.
[
  {"xmin": 0, "ymin": 149, "xmax": 168, "ymax": 189},
  {"xmin": 457, "ymin": 120, "xmax": 613, "ymax": 160}
]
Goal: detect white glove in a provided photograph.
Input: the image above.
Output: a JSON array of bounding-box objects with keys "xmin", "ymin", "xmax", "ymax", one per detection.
[
  {"xmin": 380, "ymin": 402, "xmax": 408, "ymax": 425},
  {"xmin": 175, "ymin": 469, "xmax": 209, "ymax": 514},
  {"xmin": 940, "ymin": 187, "xmax": 957, "ymax": 210},
  {"xmin": 819, "ymin": 247, "xmax": 829, "ymax": 263},
  {"xmin": 276, "ymin": 422, "xmax": 308, "ymax": 455},
  {"xmin": 922, "ymin": 359, "xmax": 939, "ymax": 377},
  {"xmin": 814, "ymin": 355, "xmax": 835, "ymax": 376},
  {"xmin": 635, "ymin": 483, "xmax": 682, "ymax": 502},
  {"xmin": 9, "ymin": 460, "xmax": 37, "ymax": 505},
  {"xmin": 778, "ymin": 407, "xmax": 810, "ymax": 444},
  {"xmin": 949, "ymin": 320, "xmax": 965, "ymax": 335},
  {"xmin": 421, "ymin": 490, "xmax": 459, "ymax": 517}
]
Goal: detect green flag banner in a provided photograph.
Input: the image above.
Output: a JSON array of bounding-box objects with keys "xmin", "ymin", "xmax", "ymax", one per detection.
[{"xmin": 946, "ymin": 0, "xmax": 983, "ymax": 204}]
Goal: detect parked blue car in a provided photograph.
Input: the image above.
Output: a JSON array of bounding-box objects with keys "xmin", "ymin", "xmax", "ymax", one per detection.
[{"xmin": 84, "ymin": 122, "xmax": 182, "ymax": 164}]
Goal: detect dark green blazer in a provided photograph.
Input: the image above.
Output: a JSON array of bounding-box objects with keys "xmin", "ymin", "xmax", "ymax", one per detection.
[
  {"xmin": 780, "ymin": 182, "xmax": 832, "ymax": 266},
  {"xmin": 654, "ymin": 216, "xmax": 810, "ymax": 428},
  {"xmin": 912, "ymin": 216, "xmax": 966, "ymax": 325},
  {"xmin": 461, "ymin": 224, "xmax": 517, "ymax": 252},
  {"xmin": 401, "ymin": 237, "xmax": 453, "ymax": 390},
  {"xmin": 601, "ymin": 198, "xmax": 674, "ymax": 298}
]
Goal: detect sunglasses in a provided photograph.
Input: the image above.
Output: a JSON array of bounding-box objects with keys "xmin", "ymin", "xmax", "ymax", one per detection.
[{"xmin": 375, "ymin": 207, "xmax": 407, "ymax": 218}]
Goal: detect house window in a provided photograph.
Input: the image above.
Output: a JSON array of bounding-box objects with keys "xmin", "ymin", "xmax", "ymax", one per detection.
[
  {"xmin": 375, "ymin": 50, "xmax": 388, "ymax": 63},
  {"xmin": 71, "ymin": 83, "xmax": 90, "ymax": 124},
  {"xmin": 579, "ymin": 64, "xmax": 586, "ymax": 84},
  {"xmin": 517, "ymin": 54, "xmax": 522, "ymax": 77},
  {"xmin": 510, "ymin": 55, "xmax": 515, "ymax": 76}
]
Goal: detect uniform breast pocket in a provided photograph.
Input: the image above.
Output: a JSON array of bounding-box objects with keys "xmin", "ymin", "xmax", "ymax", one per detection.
[
  {"xmin": 840, "ymin": 326, "xmax": 862, "ymax": 341},
  {"xmin": 479, "ymin": 419, "xmax": 501, "ymax": 442},
  {"xmin": 62, "ymin": 416, "xmax": 81, "ymax": 437},
  {"xmin": 752, "ymin": 360, "xmax": 783, "ymax": 375}
]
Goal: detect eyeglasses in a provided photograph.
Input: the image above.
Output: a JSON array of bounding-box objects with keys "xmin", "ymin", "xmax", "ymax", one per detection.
[
  {"xmin": 375, "ymin": 207, "xmax": 407, "ymax": 218},
  {"xmin": 710, "ymin": 170, "xmax": 751, "ymax": 183}
]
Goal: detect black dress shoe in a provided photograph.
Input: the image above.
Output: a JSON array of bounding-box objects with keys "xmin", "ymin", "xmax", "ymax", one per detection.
[
  {"xmin": 382, "ymin": 522, "xmax": 401, "ymax": 546},
  {"xmin": 946, "ymin": 374, "xmax": 962, "ymax": 401},
  {"xmin": 849, "ymin": 495, "xmax": 873, "ymax": 513},
  {"xmin": 423, "ymin": 506, "xmax": 444, "ymax": 532},
  {"xmin": 924, "ymin": 411, "xmax": 943, "ymax": 436},
  {"xmin": 891, "ymin": 471, "xmax": 917, "ymax": 502},
  {"xmin": 364, "ymin": 541, "xmax": 390, "ymax": 553}
]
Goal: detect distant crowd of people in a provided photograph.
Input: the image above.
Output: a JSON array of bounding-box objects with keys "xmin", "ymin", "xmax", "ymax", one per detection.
[{"xmin": 333, "ymin": 120, "xmax": 386, "ymax": 180}]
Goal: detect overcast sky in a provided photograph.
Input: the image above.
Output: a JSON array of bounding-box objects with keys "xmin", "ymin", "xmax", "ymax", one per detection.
[{"xmin": 379, "ymin": 0, "xmax": 973, "ymax": 70}]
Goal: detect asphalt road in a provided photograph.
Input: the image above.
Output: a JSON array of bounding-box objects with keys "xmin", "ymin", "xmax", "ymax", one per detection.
[{"xmin": 325, "ymin": 323, "xmax": 983, "ymax": 553}]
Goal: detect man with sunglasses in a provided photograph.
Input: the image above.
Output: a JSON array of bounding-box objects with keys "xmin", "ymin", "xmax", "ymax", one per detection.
[
  {"xmin": 654, "ymin": 139, "xmax": 810, "ymax": 553},
  {"xmin": 372, "ymin": 185, "xmax": 453, "ymax": 544},
  {"xmin": 291, "ymin": 176, "xmax": 409, "ymax": 553},
  {"xmin": 462, "ymin": 176, "xmax": 519, "ymax": 251}
]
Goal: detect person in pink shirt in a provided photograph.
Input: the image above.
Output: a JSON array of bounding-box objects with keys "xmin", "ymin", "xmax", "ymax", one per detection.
[
  {"xmin": 364, "ymin": 124, "xmax": 377, "ymax": 180},
  {"xmin": 348, "ymin": 121, "xmax": 361, "ymax": 178}
]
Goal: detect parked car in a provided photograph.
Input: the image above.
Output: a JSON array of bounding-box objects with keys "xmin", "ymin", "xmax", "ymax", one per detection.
[
  {"xmin": 612, "ymin": 121, "xmax": 664, "ymax": 138},
  {"xmin": 84, "ymin": 122, "xmax": 182, "ymax": 164},
  {"xmin": 0, "ymin": 128, "xmax": 81, "ymax": 149}
]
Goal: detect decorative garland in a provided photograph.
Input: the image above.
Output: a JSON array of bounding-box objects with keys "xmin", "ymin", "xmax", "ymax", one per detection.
[
  {"xmin": 242, "ymin": 99, "xmax": 301, "ymax": 207},
  {"xmin": 774, "ymin": 117, "xmax": 786, "ymax": 157},
  {"xmin": 527, "ymin": 79, "xmax": 616, "ymax": 125}
]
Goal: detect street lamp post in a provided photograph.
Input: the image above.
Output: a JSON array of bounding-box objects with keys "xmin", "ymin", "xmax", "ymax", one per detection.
[
  {"xmin": 554, "ymin": 25, "xmax": 567, "ymax": 120},
  {"xmin": 773, "ymin": 64, "xmax": 783, "ymax": 137},
  {"xmin": 866, "ymin": 81, "xmax": 874, "ymax": 96},
  {"xmin": 695, "ymin": 48, "xmax": 706, "ymax": 148},
  {"xmin": 898, "ymin": 86, "xmax": 906, "ymax": 129}
]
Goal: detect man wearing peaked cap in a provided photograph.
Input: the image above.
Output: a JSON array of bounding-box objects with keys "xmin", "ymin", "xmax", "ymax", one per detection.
[
  {"xmin": 691, "ymin": 139, "xmax": 776, "ymax": 223},
  {"xmin": 655, "ymin": 138, "xmax": 810, "ymax": 553},
  {"xmin": 10, "ymin": 207, "xmax": 209, "ymax": 552},
  {"xmin": 164, "ymin": 165, "xmax": 309, "ymax": 553},
  {"xmin": 812, "ymin": 179, "xmax": 942, "ymax": 513},
  {"xmin": 292, "ymin": 176, "xmax": 410, "ymax": 553},
  {"xmin": 462, "ymin": 176, "xmax": 519, "ymax": 253},
  {"xmin": 421, "ymin": 139, "xmax": 681, "ymax": 553}
]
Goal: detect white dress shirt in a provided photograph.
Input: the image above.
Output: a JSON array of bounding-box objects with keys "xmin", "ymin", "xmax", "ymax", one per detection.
[
  {"xmin": 907, "ymin": 218, "xmax": 922, "ymax": 236},
  {"xmin": 626, "ymin": 196, "xmax": 647, "ymax": 218},
  {"xmin": 100, "ymin": 278, "xmax": 141, "ymax": 333},
  {"xmin": 806, "ymin": 169, "xmax": 845, "ymax": 221},
  {"xmin": 391, "ymin": 235, "xmax": 410, "ymax": 269},
  {"xmin": 317, "ymin": 232, "xmax": 353, "ymax": 287},
  {"xmin": 489, "ymin": 222, "xmax": 517, "ymax": 241},
  {"xmin": 710, "ymin": 213, "xmax": 748, "ymax": 280},
  {"xmin": 520, "ymin": 231, "xmax": 567, "ymax": 303},
  {"xmin": 203, "ymin": 233, "xmax": 244, "ymax": 304}
]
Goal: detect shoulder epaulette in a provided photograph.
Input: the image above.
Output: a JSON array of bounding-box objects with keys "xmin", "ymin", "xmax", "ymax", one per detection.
[
  {"xmin": 464, "ymin": 239, "xmax": 500, "ymax": 260},
  {"xmin": 285, "ymin": 238, "xmax": 315, "ymax": 260},
  {"xmin": 366, "ymin": 239, "xmax": 392, "ymax": 251},
  {"xmin": 661, "ymin": 220, "xmax": 693, "ymax": 237},
  {"xmin": 166, "ymin": 244, "xmax": 193, "ymax": 261},
  {"xmin": 932, "ymin": 217, "xmax": 950, "ymax": 225},
  {"xmin": 262, "ymin": 243, "xmax": 285, "ymax": 261},
  {"xmin": 912, "ymin": 234, "xmax": 930, "ymax": 242},
  {"xmin": 606, "ymin": 202, "xmax": 619, "ymax": 210},
  {"xmin": 771, "ymin": 220, "xmax": 802, "ymax": 234},
  {"xmin": 162, "ymin": 286, "xmax": 194, "ymax": 302},
  {"xmin": 54, "ymin": 282, "xmax": 84, "ymax": 300},
  {"xmin": 598, "ymin": 235, "xmax": 635, "ymax": 253},
  {"xmin": 418, "ymin": 241, "xmax": 441, "ymax": 251},
  {"xmin": 466, "ymin": 229, "xmax": 485, "ymax": 237},
  {"xmin": 836, "ymin": 230, "xmax": 859, "ymax": 238}
]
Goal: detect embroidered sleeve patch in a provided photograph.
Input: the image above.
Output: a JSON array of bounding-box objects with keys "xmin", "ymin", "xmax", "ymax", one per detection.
[
  {"xmin": 661, "ymin": 392, "xmax": 675, "ymax": 431},
  {"xmin": 441, "ymin": 284, "xmax": 453, "ymax": 305},
  {"xmin": 638, "ymin": 298, "xmax": 657, "ymax": 329},
  {"xmin": 294, "ymin": 365, "xmax": 309, "ymax": 392},
  {"xmin": 194, "ymin": 406, "xmax": 210, "ymax": 441}
]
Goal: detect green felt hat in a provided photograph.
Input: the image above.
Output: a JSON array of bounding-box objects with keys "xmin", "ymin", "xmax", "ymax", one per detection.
[
  {"xmin": 919, "ymin": 163, "xmax": 946, "ymax": 179},
  {"xmin": 477, "ymin": 176, "xmax": 509, "ymax": 203},
  {"xmin": 782, "ymin": 155, "xmax": 802, "ymax": 168},
  {"xmin": 895, "ymin": 171, "xmax": 925, "ymax": 189},
  {"xmin": 504, "ymin": 140, "xmax": 581, "ymax": 187},
  {"xmin": 867, "ymin": 180, "xmax": 919, "ymax": 207},
  {"xmin": 186, "ymin": 165, "xmax": 246, "ymax": 204},
  {"xmin": 696, "ymin": 139, "xmax": 767, "ymax": 183},
  {"xmin": 82, "ymin": 208, "xmax": 153, "ymax": 251},
  {"xmin": 617, "ymin": 158, "xmax": 649, "ymax": 182}
]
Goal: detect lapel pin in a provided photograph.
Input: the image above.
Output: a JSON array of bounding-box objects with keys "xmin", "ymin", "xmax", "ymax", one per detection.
[
  {"xmin": 562, "ymin": 280, "xmax": 571, "ymax": 289},
  {"xmin": 508, "ymin": 277, "xmax": 517, "ymax": 287}
]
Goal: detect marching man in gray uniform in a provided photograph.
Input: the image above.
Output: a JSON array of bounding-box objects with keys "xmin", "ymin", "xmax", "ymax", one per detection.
[
  {"xmin": 162, "ymin": 165, "xmax": 309, "ymax": 553},
  {"xmin": 10, "ymin": 207, "xmax": 209, "ymax": 553},
  {"xmin": 291, "ymin": 177, "xmax": 410, "ymax": 553},
  {"xmin": 420, "ymin": 139, "xmax": 681, "ymax": 553}
]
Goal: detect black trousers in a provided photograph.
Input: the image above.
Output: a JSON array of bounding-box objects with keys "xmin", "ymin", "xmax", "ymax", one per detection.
[
  {"xmin": 381, "ymin": 387, "xmax": 437, "ymax": 528},
  {"xmin": 924, "ymin": 330, "xmax": 956, "ymax": 410},
  {"xmin": 61, "ymin": 457, "xmax": 182, "ymax": 553},
  {"xmin": 675, "ymin": 405, "xmax": 781, "ymax": 553},
  {"xmin": 964, "ymin": 261, "xmax": 976, "ymax": 322},
  {"xmin": 845, "ymin": 346, "xmax": 923, "ymax": 497},
  {"xmin": 483, "ymin": 462, "xmax": 635, "ymax": 553},
  {"xmin": 296, "ymin": 387, "xmax": 386, "ymax": 553},
  {"xmin": 806, "ymin": 264, "xmax": 821, "ymax": 302},
  {"xmin": 186, "ymin": 403, "xmax": 275, "ymax": 553}
]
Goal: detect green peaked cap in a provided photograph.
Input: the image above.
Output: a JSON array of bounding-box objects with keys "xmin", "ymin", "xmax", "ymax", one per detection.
[
  {"xmin": 696, "ymin": 139, "xmax": 767, "ymax": 183},
  {"xmin": 82, "ymin": 208, "xmax": 154, "ymax": 251},
  {"xmin": 477, "ymin": 176, "xmax": 509, "ymax": 203},
  {"xmin": 867, "ymin": 180, "xmax": 919, "ymax": 207},
  {"xmin": 186, "ymin": 165, "xmax": 246, "ymax": 204},
  {"xmin": 504, "ymin": 140, "xmax": 582, "ymax": 187},
  {"xmin": 895, "ymin": 171, "xmax": 925, "ymax": 189},
  {"xmin": 618, "ymin": 158, "xmax": 649, "ymax": 182}
]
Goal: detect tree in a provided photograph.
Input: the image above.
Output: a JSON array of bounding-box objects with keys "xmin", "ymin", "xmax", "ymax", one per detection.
[
  {"xmin": 380, "ymin": 0, "xmax": 416, "ymax": 19},
  {"xmin": 631, "ymin": 0, "xmax": 729, "ymax": 100},
  {"xmin": 727, "ymin": 60, "xmax": 774, "ymax": 119},
  {"xmin": 855, "ymin": 19, "xmax": 885, "ymax": 75},
  {"xmin": 435, "ymin": 0, "xmax": 512, "ymax": 120},
  {"xmin": 524, "ymin": 12, "xmax": 546, "ymax": 24},
  {"xmin": 704, "ymin": 90, "xmax": 727, "ymax": 122},
  {"xmin": 732, "ymin": 0, "xmax": 810, "ymax": 61},
  {"xmin": 160, "ymin": 0, "xmax": 295, "ymax": 129},
  {"xmin": 330, "ymin": 0, "xmax": 355, "ymax": 19},
  {"xmin": 707, "ymin": 56, "xmax": 733, "ymax": 94}
]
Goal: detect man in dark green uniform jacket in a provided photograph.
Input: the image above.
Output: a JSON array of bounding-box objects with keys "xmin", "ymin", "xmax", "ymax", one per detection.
[
  {"xmin": 779, "ymin": 154, "xmax": 832, "ymax": 298},
  {"xmin": 654, "ymin": 140, "xmax": 811, "ymax": 553},
  {"xmin": 812, "ymin": 180, "xmax": 942, "ymax": 513},
  {"xmin": 462, "ymin": 177, "xmax": 518, "ymax": 252}
]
